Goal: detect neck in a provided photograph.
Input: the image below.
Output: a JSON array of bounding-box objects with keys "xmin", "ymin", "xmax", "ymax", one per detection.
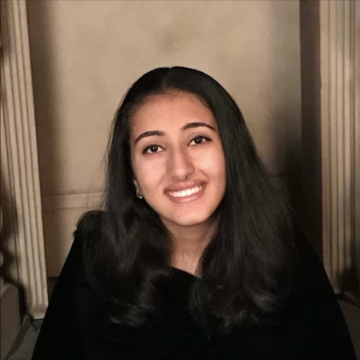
[{"xmin": 162, "ymin": 218, "xmax": 216, "ymax": 276}]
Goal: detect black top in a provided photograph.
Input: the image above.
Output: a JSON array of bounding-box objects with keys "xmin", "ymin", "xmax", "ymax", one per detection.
[{"xmin": 32, "ymin": 229, "xmax": 357, "ymax": 360}]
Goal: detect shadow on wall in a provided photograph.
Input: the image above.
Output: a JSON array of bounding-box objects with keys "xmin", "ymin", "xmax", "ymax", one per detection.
[
  {"xmin": 27, "ymin": 1, "xmax": 62, "ymax": 196},
  {"xmin": 268, "ymin": 1, "xmax": 303, "ymax": 220},
  {"xmin": 27, "ymin": 2, "xmax": 66, "ymax": 275}
]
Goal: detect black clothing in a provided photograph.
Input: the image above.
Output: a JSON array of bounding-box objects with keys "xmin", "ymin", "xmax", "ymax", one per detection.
[{"xmin": 32, "ymin": 227, "xmax": 357, "ymax": 359}]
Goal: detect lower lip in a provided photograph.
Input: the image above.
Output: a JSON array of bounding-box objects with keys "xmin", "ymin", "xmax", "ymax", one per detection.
[{"xmin": 166, "ymin": 185, "xmax": 206, "ymax": 204}]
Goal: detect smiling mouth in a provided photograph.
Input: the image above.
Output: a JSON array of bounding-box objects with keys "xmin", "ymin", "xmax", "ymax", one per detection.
[{"xmin": 168, "ymin": 185, "xmax": 203, "ymax": 198}]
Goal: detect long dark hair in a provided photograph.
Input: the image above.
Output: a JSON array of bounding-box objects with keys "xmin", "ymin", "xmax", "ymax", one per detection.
[{"xmin": 79, "ymin": 66, "xmax": 300, "ymax": 333}]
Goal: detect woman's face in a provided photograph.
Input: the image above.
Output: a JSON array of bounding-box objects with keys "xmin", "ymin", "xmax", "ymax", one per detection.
[{"xmin": 130, "ymin": 92, "xmax": 226, "ymax": 232}]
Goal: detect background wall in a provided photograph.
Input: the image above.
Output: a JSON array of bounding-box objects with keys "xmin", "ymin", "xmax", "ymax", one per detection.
[{"xmin": 26, "ymin": 0, "xmax": 301, "ymax": 277}]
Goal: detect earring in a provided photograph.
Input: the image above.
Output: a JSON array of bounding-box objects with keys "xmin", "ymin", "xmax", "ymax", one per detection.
[{"xmin": 136, "ymin": 189, "xmax": 143, "ymax": 199}]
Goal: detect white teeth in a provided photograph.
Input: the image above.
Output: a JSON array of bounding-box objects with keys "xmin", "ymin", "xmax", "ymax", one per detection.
[{"xmin": 169, "ymin": 186, "xmax": 202, "ymax": 198}]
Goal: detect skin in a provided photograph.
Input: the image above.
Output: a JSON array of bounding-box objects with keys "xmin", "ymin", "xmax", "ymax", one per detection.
[{"xmin": 130, "ymin": 92, "xmax": 226, "ymax": 275}]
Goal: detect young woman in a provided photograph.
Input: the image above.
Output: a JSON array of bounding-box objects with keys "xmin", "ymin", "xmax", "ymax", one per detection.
[{"xmin": 32, "ymin": 67, "xmax": 356, "ymax": 359}]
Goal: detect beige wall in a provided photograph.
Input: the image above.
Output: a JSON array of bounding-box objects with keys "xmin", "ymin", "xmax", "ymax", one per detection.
[{"xmin": 27, "ymin": 0, "xmax": 301, "ymax": 277}]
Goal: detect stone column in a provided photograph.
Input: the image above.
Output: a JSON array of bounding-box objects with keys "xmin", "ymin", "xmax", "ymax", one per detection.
[
  {"xmin": 1, "ymin": 0, "xmax": 48, "ymax": 318},
  {"xmin": 320, "ymin": 0, "xmax": 360, "ymax": 295}
]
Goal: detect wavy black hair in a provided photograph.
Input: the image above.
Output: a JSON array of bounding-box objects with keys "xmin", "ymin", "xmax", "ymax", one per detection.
[{"xmin": 79, "ymin": 66, "xmax": 301, "ymax": 333}]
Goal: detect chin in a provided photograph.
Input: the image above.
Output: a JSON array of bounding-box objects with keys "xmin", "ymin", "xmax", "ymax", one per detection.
[{"xmin": 164, "ymin": 213, "xmax": 215, "ymax": 228}]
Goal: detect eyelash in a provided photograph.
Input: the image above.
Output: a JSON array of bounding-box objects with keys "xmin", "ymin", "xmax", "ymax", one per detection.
[{"xmin": 142, "ymin": 136, "xmax": 211, "ymax": 154}]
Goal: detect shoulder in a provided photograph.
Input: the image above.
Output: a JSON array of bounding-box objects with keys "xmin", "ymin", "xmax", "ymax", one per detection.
[
  {"xmin": 290, "ymin": 227, "xmax": 337, "ymax": 301},
  {"xmin": 74, "ymin": 210, "xmax": 105, "ymax": 248},
  {"xmin": 71, "ymin": 211, "xmax": 105, "ymax": 278},
  {"xmin": 75, "ymin": 210, "xmax": 105, "ymax": 236}
]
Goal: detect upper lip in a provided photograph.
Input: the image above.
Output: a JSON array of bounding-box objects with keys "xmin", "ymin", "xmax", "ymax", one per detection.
[{"xmin": 165, "ymin": 181, "xmax": 205, "ymax": 192}]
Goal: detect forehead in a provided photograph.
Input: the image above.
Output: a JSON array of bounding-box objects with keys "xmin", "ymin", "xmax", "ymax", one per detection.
[{"xmin": 130, "ymin": 92, "xmax": 216, "ymax": 134}]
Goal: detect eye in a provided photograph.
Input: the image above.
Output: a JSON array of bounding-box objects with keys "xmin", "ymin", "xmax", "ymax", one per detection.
[
  {"xmin": 189, "ymin": 136, "xmax": 211, "ymax": 146},
  {"xmin": 143, "ymin": 145, "xmax": 163, "ymax": 154}
]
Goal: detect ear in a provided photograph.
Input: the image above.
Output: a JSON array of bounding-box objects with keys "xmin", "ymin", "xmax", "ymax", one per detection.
[{"xmin": 133, "ymin": 179, "xmax": 143, "ymax": 199}]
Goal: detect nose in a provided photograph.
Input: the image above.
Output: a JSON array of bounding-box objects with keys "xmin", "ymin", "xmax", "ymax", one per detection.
[{"xmin": 167, "ymin": 147, "xmax": 194, "ymax": 180}]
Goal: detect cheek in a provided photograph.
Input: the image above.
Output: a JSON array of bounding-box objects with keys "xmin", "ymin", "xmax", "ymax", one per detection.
[
  {"xmin": 196, "ymin": 148, "xmax": 226, "ymax": 180},
  {"xmin": 132, "ymin": 158, "xmax": 165, "ymax": 191}
]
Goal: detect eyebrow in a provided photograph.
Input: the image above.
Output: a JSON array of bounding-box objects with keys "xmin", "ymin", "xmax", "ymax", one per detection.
[
  {"xmin": 134, "ymin": 122, "xmax": 216, "ymax": 144},
  {"xmin": 182, "ymin": 122, "xmax": 216, "ymax": 131}
]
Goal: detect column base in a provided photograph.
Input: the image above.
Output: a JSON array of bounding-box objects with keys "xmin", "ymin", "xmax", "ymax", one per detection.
[{"xmin": 28, "ymin": 304, "xmax": 48, "ymax": 320}]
